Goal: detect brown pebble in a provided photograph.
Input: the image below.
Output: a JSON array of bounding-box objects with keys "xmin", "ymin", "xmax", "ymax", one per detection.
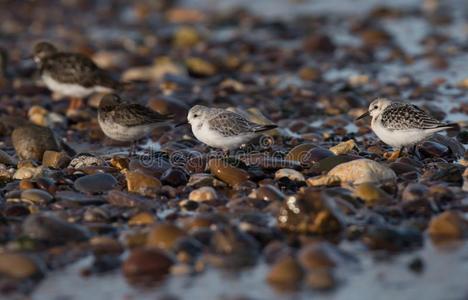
[
  {"xmin": 208, "ymin": 159, "xmax": 250, "ymax": 186},
  {"xmin": 123, "ymin": 248, "xmax": 174, "ymax": 283},
  {"xmin": 146, "ymin": 223, "xmax": 186, "ymax": 250},
  {"xmin": 428, "ymin": 211, "xmax": 468, "ymax": 240}
]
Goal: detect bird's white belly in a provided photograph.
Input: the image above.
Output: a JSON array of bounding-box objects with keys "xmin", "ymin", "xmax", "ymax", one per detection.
[
  {"xmin": 42, "ymin": 74, "xmax": 111, "ymax": 98},
  {"xmin": 99, "ymin": 118, "xmax": 151, "ymax": 142},
  {"xmin": 372, "ymin": 122, "xmax": 432, "ymax": 149},
  {"xmin": 192, "ymin": 125, "xmax": 253, "ymax": 150}
]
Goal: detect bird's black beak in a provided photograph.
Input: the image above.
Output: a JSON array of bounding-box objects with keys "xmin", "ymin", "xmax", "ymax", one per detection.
[
  {"xmin": 175, "ymin": 121, "xmax": 189, "ymax": 127},
  {"xmin": 356, "ymin": 111, "xmax": 370, "ymax": 121}
]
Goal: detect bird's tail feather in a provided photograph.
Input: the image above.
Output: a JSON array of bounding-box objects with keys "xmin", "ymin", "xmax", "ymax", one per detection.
[
  {"xmin": 437, "ymin": 123, "xmax": 460, "ymax": 131},
  {"xmin": 253, "ymin": 124, "xmax": 278, "ymax": 133}
]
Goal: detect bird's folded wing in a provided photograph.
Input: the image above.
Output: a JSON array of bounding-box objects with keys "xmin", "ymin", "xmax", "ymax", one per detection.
[
  {"xmin": 112, "ymin": 104, "xmax": 172, "ymax": 126},
  {"xmin": 42, "ymin": 53, "xmax": 113, "ymax": 88},
  {"xmin": 208, "ymin": 111, "xmax": 261, "ymax": 137},
  {"xmin": 381, "ymin": 104, "xmax": 444, "ymax": 130}
]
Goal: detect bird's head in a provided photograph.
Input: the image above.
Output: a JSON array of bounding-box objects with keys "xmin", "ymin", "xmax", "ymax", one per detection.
[
  {"xmin": 356, "ymin": 98, "xmax": 392, "ymax": 120},
  {"xmin": 99, "ymin": 93, "xmax": 122, "ymax": 111},
  {"xmin": 32, "ymin": 42, "xmax": 58, "ymax": 64},
  {"xmin": 187, "ymin": 105, "xmax": 210, "ymax": 127}
]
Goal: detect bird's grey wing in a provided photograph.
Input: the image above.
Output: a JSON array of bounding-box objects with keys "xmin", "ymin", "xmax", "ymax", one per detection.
[
  {"xmin": 208, "ymin": 111, "xmax": 275, "ymax": 137},
  {"xmin": 42, "ymin": 53, "xmax": 116, "ymax": 88},
  {"xmin": 381, "ymin": 103, "xmax": 445, "ymax": 130},
  {"xmin": 111, "ymin": 104, "xmax": 173, "ymax": 127}
]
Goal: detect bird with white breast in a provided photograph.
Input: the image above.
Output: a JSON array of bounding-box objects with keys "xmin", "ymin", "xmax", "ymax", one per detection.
[
  {"xmin": 181, "ymin": 105, "xmax": 277, "ymax": 154},
  {"xmin": 356, "ymin": 98, "xmax": 458, "ymax": 160}
]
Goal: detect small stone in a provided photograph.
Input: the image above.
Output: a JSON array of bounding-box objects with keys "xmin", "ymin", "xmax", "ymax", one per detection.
[
  {"xmin": 12, "ymin": 124, "xmax": 60, "ymax": 160},
  {"xmin": 353, "ymin": 183, "xmax": 392, "ymax": 206},
  {"xmin": 13, "ymin": 166, "xmax": 44, "ymax": 180},
  {"xmin": 274, "ymin": 169, "xmax": 305, "ymax": 182},
  {"xmin": 0, "ymin": 253, "xmax": 42, "ymax": 279},
  {"xmin": 22, "ymin": 213, "xmax": 90, "ymax": 244},
  {"xmin": 110, "ymin": 155, "xmax": 129, "ymax": 170},
  {"xmin": 42, "ymin": 150, "xmax": 71, "ymax": 169},
  {"xmin": 266, "ymin": 256, "xmax": 304, "ymax": 288},
  {"xmin": 251, "ymin": 185, "xmax": 286, "ymax": 202},
  {"xmin": 286, "ymin": 144, "xmax": 334, "ymax": 167},
  {"xmin": 123, "ymin": 248, "xmax": 174, "ymax": 282},
  {"xmin": 68, "ymin": 153, "xmax": 106, "ymax": 169},
  {"xmin": 21, "ymin": 189, "xmax": 53, "ymax": 205},
  {"xmin": 126, "ymin": 171, "xmax": 161, "ymax": 196},
  {"xmin": 428, "ymin": 211, "xmax": 468, "ymax": 240},
  {"xmin": 329, "ymin": 140, "xmax": 359, "ymax": 155},
  {"xmin": 328, "ymin": 159, "xmax": 396, "ymax": 184},
  {"xmin": 106, "ymin": 190, "xmax": 155, "ymax": 208},
  {"xmin": 186, "ymin": 57, "xmax": 216, "ymax": 77},
  {"xmin": 208, "ymin": 159, "xmax": 250, "ymax": 186},
  {"xmin": 173, "ymin": 26, "xmax": 201, "ymax": 48},
  {"xmin": 128, "ymin": 212, "xmax": 156, "ymax": 226},
  {"xmin": 146, "ymin": 223, "xmax": 186, "ymax": 250},
  {"xmin": 402, "ymin": 183, "xmax": 429, "ymax": 202},
  {"xmin": 161, "ymin": 167, "xmax": 189, "ymax": 187},
  {"xmin": 74, "ymin": 173, "xmax": 117, "ymax": 194},
  {"xmin": 307, "ymin": 175, "xmax": 341, "ymax": 187},
  {"xmin": 189, "ymin": 186, "xmax": 217, "ymax": 202},
  {"xmin": 298, "ymin": 243, "xmax": 337, "ymax": 270},
  {"xmin": 306, "ymin": 270, "xmax": 336, "ymax": 290}
]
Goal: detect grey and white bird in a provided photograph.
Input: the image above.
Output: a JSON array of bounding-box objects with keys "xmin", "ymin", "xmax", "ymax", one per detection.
[
  {"xmin": 32, "ymin": 41, "xmax": 120, "ymax": 111},
  {"xmin": 98, "ymin": 94, "xmax": 173, "ymax": 149},
  {"xmin": 356, "ymin": 98, "xmax": 458, "ymax": 159},
  {"xmin": 183, "ymin": 105, "xmax": 277, "ymax": 151}
]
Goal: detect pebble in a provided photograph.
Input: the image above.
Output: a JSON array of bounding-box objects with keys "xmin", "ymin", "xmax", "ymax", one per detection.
[
  {"xmin": 307, "ymin": 175, "xmax": 341, "ymax": 187},
  {"xmin": 69, "ymin": 154, "xmax": 106, "ymax": 169},
  {"xmin": 106, "ymin": 190, "xmax": 155, "ymax": 208},
  {"xmin": 428, "ymin": 211, "xmax": 468, "ymax": 240},
  {"xmin": 306, "ymin": 270, "xmax": 336, "ymax": 290},
  {"xmin": 250, "ymin": 185, "xmax": 286, "ymax": 202},
  {"xmin": 128, "ymin": 212, "xmax": 156, "ymax": 226},
  {"xmin": 74, "ymin": 173, "xmax": 117, "ymax": 194},
  {"xmin": 161, "ymin": 167, "xmax": 189, "ymax": 187},
  {"xmin": 0, "ymin": 253, "xmax": 42, "ymax": 279},
  {"xmin": 21, "ymin": 188, "xmax": 54, "ymax": 205},
  {"xmin": 122, "ymin": 248, "xmax": 174, "ymax": 282},
  {"xmin": 22, "ymin": 213, "xmax": 90, "ymax": 244},
  {"xmin": 266, "ymin": 256, "xmax": 304, "ymax": 288},
  {"xmin": 274, "ymin": 168, "xmax": 305, "ymax": 182},
  {"xmin": 13, "ymin": 166, "xmax": 45, "ymax": 180},
  {"xmin": 12, "ymin": 124, "xmax": 60, "ymax": 160},
  {"xmin": 189, "ymin": 186, "xmax": 217, "ymax": 202},
  {"xmin": 146, "ymin": 223, "xmax": 187, "ymax": 250},
  {"xmin": 353, "ymin": 183, "xmax": 392, "ymax": 206},
  {"xmin": 126, "ymin": 171, "xmax": 161, "ymax": 196},
  {"xmin": 328, "ymin": 159, "xmax": 396, "ymax": 184},
  {"xmin": 208, "ymin": 159, "xmax": 250, "ymax": 186},
  {"xmin": 42, "ymin": 150, "xmax": 71, "ymax": 169},
  {"xmin": 329, "ymin": 140, "xmax": 359, "ymax": 155},
  {"xmin": 402, "ymin": 183, "xmax": 429, "ymax": 202},
  {"xmin": 286, "ymin": 144, "xmax": 334, "ymax": 166}
]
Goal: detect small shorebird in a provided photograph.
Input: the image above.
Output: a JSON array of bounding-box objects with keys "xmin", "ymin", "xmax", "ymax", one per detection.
[
  {"xmin": 181, "ymin": 105, "xmax": 277, "ymax": 153},
  {"xmin": 98, "ymin": 94, "xmax": 173, "ymax": 155},
  {"xmin": 356, "ymin": 98, "xmax": 458, "ymax": 160},
  {"xmin": 32, "ymin": 41, "xmax": 120, "ymax": 113}
]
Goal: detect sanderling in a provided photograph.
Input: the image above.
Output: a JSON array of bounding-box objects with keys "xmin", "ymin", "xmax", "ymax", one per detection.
[
  {"xmin": 98, "ymin": 94, "xmax": 173, "ymax": 154},
  {"xmin": 181, "ymin": 105, "xmax": 277, "ymax": 152},
  {"xmin": 356, "ymin": 98, "xmax": 458, "ymax": 159},
  {"xmin": 32, "ymin": 41, "xmax": 120, "ymax": 112}
]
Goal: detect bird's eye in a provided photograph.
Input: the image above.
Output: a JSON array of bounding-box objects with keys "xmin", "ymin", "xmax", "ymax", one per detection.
[
  {"xmin": 373, "ymin": 105, "xmax": 378, "ymax": 109},
  {"xmin": 193, "ymin": 114, "xmax": 198, "ymax": 118}
]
